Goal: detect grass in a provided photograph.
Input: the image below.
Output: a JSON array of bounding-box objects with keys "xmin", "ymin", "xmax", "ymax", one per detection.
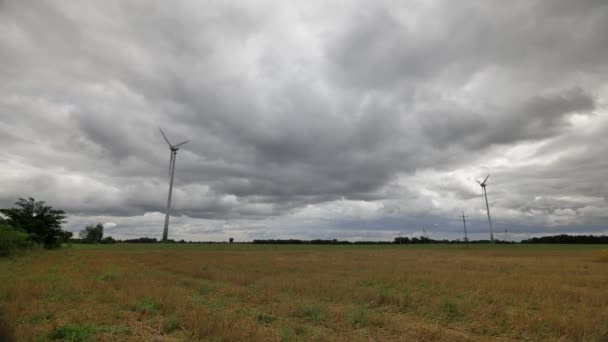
[
  {"xmin": 48, "ymin": 324, "xmax": 96, "ymax": 341},
  {"xmin": 0, "ymin": 243, "xmax": 607, "ymax": 341}
]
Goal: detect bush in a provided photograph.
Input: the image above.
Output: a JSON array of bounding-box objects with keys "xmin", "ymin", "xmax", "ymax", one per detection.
[
  {"xmin": 100, "ymin": 236, "xmax": 116, "ymax": 244},
  {"xmin": 0, "ymin": 224, "xmax": 31, "ymax": 256}
]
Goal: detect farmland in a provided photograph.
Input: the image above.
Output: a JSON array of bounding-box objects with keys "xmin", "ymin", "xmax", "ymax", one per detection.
[{"xmin": 1, "ymin": 244, "xmax": 607, "ymax": 341}]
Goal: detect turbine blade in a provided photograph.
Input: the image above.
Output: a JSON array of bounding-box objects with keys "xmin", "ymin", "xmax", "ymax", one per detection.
[
  {"xmin": 174, "ymin": 140, "xmax": 190, "ymax": 148},
  {"xmin": 475, "ymin": 179, "xmax": 481, "ymax": 185},
  {"xmin": 483, "ymin": 174, "xmax": 490, "ymax": 184},
  {"xmin": 159, "ymin": 128, "xmax": 172, "ymax": 146}
]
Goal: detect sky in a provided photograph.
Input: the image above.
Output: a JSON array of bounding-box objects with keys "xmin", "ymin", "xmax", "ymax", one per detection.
[{"xmin": 1, "ymin": 0, "xmax": 607, "ymax": 242}]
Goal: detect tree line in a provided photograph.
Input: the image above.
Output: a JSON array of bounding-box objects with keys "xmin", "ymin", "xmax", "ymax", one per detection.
[
  {"xmin": 2, "ymin": 197, "xmax": 607, "ymax": 256},
  {"xmin": 251, "ymin": 238, "xmax": 516, "ymax": 245},
  {"xmin": 521, "ymin": 234, "xmax": 608, "ymax": 244}
]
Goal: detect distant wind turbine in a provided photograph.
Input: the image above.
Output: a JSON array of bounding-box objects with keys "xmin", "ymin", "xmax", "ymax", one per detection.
[
  {"xmin": 476, "ymin": 174, "xmax": 494, "ymax": 243},
  {"xmin": 160, "ymin": 128, "xmax": 189, "ymax": 243},
  {"xmin": 460, "ymin": 211, "xmax": 469, "ymax": 249}
]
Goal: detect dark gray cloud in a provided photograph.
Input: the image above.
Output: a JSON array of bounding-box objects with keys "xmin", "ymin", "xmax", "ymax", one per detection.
[{"xmin": 1, "ymin": 0, "xmax": 607, "ymax": 240}]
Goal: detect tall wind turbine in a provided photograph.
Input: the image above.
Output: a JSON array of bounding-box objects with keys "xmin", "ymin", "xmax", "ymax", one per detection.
[
  {"xmin": 476, "ymin": 174, "xmax": 494, "ymax": 243},
  {"xmin": 160, "ymin": 128, "xmax": 189, "ymax": 243}
]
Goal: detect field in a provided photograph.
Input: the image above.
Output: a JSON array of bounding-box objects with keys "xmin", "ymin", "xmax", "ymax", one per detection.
[{"xmin": 1, "ymin": 244, "xmax": 607, "ymax": 341}]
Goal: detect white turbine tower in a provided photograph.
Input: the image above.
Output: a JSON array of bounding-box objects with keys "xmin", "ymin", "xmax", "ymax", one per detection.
[
  {"xmin": 476, "ymin": 174, "xmax": 494, "ymax": 243},
  {"xmin": 160, "ymin": 128, "xmax": 189, "ymax": 243}
]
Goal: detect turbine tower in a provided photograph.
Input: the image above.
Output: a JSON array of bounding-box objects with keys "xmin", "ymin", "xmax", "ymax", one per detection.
[
  {"xmin": 160, "ymin": 128, "xmax": 189, "ymax": 243},
  {"xmin": 460, "ymin": 211, "xmax": 469, "ymax": 249},
  {"xmin": 476, "ymin": 174, "xmax": 494, "ymax": 243}
]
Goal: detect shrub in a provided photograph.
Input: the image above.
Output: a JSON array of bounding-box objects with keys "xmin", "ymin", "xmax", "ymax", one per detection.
[
  {"xmin": 100, "ymin": 236, "xmax": 116, "ymax": 244},
  {"xmin": 0, "ymin": 224, "xmax": 31, "ymax": 256}
]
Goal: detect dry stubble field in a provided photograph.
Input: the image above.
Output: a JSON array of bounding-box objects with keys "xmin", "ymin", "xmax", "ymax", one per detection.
[{"xmin": 1, "ymin": 244, "xmax": 607, "ymax": 341}]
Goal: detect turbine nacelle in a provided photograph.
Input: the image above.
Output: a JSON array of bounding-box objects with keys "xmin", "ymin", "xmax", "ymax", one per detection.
[
  {"xmin": 160, "ymin": 128, "xmax": 190, "ymax": 151},
  {"xmin": 476, "ymin": 174, "xmax": 490, "ymax": 187}
]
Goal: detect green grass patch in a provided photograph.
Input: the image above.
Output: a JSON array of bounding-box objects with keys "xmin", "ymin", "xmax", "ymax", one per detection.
[
  {"xmin": 279, "ymin": 325, "xmax": 306, "ymax": 341},
  {"xmin": 133, "ymin": 297, "xmax": 162, "ymax": 315},
  {"xmin": 48, "ymin": 324, "xmax": 95, "ymax": 341},
  {"xmin": 31, "ymin": 312, "xmax": 54, "ymax": 323},
  {"xmin": 347, "ymin": 307, "xmax": 367, "ymax": 327}
]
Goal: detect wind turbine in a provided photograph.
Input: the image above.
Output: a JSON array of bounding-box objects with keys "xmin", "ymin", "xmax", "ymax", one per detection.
[
  {"xmin": 460, "ymin": 211, "xmax": 469, "ymax": 249},
  {"xmin": 476, "ymin": 174, "xmax": 494, "ymax": 243},
  {"xmin": 160, "ymin": 128, "xmax": 189, "ymax": 243}
]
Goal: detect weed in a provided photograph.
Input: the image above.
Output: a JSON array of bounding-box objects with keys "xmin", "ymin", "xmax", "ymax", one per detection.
[
  {"xmin": 46, "ymin": 289, "xmax": 70, "ymax": 302},
  {"xmin": 375, "ymin": 284, "xmax": 391, "ymax": 306},
  {"xmin": 440, "ymin": 297, "xmax": 459, "ymax": 321},
  {"xmin": 162, "ymin": 315, "xmax": 181, "ymax": 334},
  {"xmin": 347, "ymin": 307, "xmax": 367, "ymax": 327},
  {"xmin": 99, "ymin": 265, "xmax": 118, "ymax": 281},
  {"xmin": 31, "ymin": 312, "xmax": 54, "ymax": 323},
  {"xmin": 279, "ymin": 327, "xmax": 294, "ymax": 342},
  {"xmin": 98, "ymin": 324, "xmax": 130, "ymax": 336},
  {"xmin": 48, "ymin": 324, "xmax": 95, "ymax": 341},
  {"xmin": 133, "ymin": 297, "xmax": 162, "ymax": 315},
  {"xmin": 256, "ymin": 312, "xmax": 276, "ymax": 325},
  {"xmin": 301, "ymin": 304, "xmax": 323, "ymax": 323},
  {"xmin": 396, "ymin": 288, "xmax": 411, "ymax": 311},
  {"xmin": 279, "ymin": 325, "xmax": 306, "ymax": 342}
]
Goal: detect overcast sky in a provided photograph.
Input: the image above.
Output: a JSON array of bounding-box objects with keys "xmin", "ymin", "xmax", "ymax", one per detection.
[{"xmin": 1, "ymin": 0, "xmax": 607, "ymax": 241}]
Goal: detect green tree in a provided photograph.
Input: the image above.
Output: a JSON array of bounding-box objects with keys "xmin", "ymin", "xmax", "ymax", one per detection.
[
  {"xmin": 0, "ymin": 197, "xmax": 68, "ymax": 249},
  {"xmin": 79, "ymin": 223, "xmax": 104, "ymax": 243}
]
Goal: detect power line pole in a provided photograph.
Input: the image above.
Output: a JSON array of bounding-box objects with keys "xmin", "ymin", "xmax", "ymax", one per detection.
[{"xmin": 460, "ymin": 211, "xmax": 469, "ymax": 249}]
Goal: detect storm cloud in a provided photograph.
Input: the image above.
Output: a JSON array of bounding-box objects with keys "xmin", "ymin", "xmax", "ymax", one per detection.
[{"xmin": 1, "ymin": 0, "xmax": 607, "ymax": 241}]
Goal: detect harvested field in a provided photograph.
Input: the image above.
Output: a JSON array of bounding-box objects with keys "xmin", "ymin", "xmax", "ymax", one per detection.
[{"xmin": 1, "ymin": 244, "xmax": 607, "ymax": 341}]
